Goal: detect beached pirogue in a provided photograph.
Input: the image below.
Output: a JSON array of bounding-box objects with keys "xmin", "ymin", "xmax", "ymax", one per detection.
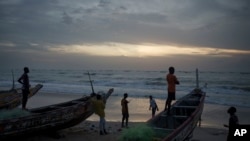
[
  {"xmin": 0, "ymin": 84, "xmax": 43, "ymax": 109},
  {"xmin": 0, "ymin": 88, "xmax": 114, "ymax": 139},
  {"xmin": 147, "ymin": 88, "xmax": 206, "ymax": 141}
]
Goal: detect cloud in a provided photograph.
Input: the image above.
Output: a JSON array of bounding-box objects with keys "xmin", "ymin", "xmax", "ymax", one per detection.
[
  {"xmin": 62, "ymin": 12, "xmax": 74, "ymax": 25},
  {"xmin": 1, "ymin": 0, "xmax": 250, "ymax": 48},
  {"xmin": 0, "ymin": 0, "xmax": 250, "ymax": 71}
]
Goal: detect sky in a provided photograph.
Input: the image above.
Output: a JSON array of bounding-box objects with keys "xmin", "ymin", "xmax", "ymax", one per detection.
[{"xmin": 0, "ymin": 0, "xmax": 250, "ymax": 71}]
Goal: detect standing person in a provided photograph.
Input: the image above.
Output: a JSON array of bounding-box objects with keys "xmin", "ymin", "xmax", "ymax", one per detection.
[
  {"xmin": 224, "ymin": 107, "xmax": 239, "ymax": 141},
  {"xmin": 92, "ymin": 94, "xmax": 108, "ymax": 135},
  {"xmin": 121, "ymin": 93, "xmax": 129, "ymax": 128},
  {"xmin": 149, "ymin": 95, "xmax": 159, "ymax": 117},
  {"xmin": 165, "ymin": 66, "xmax": 179, "ymax": 115},
  {"xmin": 18, "ymin": 67, "xmax": 30, "ymax": 110}
]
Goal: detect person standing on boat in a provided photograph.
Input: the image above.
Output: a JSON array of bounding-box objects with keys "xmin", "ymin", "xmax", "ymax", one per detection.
[
  {"xmin": 149, "ymin": 95, "xmax": 159, "ymax": 117},
  {"xmin": 18, "ymin": 67, "xmax": 30, "ymax": 110},
  {"xmin": 121, "ymin": 93, "xmax": 129, "ymax": 128},
  {"xmin": 165, "ymin": 66, "xmax": 179, "ymax": 115},
  {"xmin": 224, "ymin": 106, "xmax": 239, "ymax": 141},
  {"xmin": 92, "ymin": 94, "xmax": 108, "ymax": 135}
]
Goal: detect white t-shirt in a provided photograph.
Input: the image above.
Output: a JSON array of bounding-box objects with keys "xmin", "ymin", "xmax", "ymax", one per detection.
[{"xmin": 150, "ymin": 99, "xmax": 157, "ymax": 108}]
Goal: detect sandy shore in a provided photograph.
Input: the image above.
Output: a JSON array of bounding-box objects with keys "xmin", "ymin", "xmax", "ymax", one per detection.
[{"xmin": 10, "ymin": 92, "xmax": 250, "ymax": 141}]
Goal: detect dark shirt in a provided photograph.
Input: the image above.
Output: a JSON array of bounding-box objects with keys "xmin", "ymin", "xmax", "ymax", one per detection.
[
  {"xmin": 228, "ymin": 114, "xmax": 239, "ymax": 135},
  {"xmin": 121, "ymin": 98, "xmax": 129, "ymax": 114}
]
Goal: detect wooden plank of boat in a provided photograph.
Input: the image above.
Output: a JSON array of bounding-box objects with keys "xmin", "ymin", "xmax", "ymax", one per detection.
[
  {"xmin": 147, "ymin": 88, "xmax": 206, "ymax": 141},
  {"xmin": 0, "ymin": 84, "xmax": 43, "ymax": 110},
  {"xmin": 0, "ymin": 88, "xmax": 114, "ymax": 139}
]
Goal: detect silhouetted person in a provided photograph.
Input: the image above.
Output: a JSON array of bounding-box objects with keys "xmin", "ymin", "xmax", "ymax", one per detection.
[
  {"xmin": 92, "ymin": 94, "xmax": 107, "ymax": 135},
  {"xmin": 121, "ymin": 93, "xmax": 129, "ymax": 128},
  {"xmin": 18, "ymin": 67, "xmax": 30, "ymax": 110},
  {"xmin": 149, "ymin": 95, "xmax": 159, "ymax": 117},
  {"xmin": 165, "ymin": 66, "xmax": 179, "ymax": 115},
  {"xmin": 224, "ymin": 106, "xmax": 239, "ymax": 141}
]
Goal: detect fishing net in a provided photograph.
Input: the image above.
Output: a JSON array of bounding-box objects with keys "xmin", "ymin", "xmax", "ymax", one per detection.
[
  {"xmin": 119, "ymin": 124, "xmax": 155, "ymax": 141},
  {"xmin": 0, "ymin": 109, "xmax": 30, "ymax": 120}
]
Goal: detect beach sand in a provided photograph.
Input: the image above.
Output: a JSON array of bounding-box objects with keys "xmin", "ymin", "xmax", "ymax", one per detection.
[{"xmin": 13, "ymin": 92, "xmax": 250, "ymax": 141}]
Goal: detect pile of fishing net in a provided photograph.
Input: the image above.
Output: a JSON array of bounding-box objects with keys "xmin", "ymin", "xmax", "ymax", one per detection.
[
  {"xmin": 119, "ymin": 124, "xmax": 156, "ymax": 141},
  {"xmin": 0, "ymin": 109, "xmax": 30, "ymax": 120}
]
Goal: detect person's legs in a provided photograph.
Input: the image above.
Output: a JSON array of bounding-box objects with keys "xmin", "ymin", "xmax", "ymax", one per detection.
[
  {"xmin": 165, "ymin": 96, "xmax": 170, "ymax": 110},
  {"xmin": 102, "ymin": 118, "xmax": 107, "ymax": 134},
  {"xmin": 22, "ymin": 90, "xmax": 29, "ymax": 109},
  {"xmin": 122, "ymin": 114, "xmax": 125, "ymax": 127},
  {"xmin": 99, "ymin": 117, "xmax": 106, "ymax": 135},
  {"xmin": 165, "ymin": 92, "xmax": 171, "ymax": 111},
  {"xmin": 99, "ymin": 117, "xmax": 103, "ymax": 135},
  {"xmin": 164, "ymin": 99, "xmax": 168, "ymax": 111},
  {"xmin": 167, "ymin": 92, "xmax": 175, "ymax": 115},
  {"xmin": 152, "ymin": 107, "xmax": 156, "ymax": 117},
  {"xmin": 125, "ymin": 113, "xmax": 129, "ymax": 127},
  {"xmin": 167, "ymin": 99, "xmax": 172, "ymax": 115}
]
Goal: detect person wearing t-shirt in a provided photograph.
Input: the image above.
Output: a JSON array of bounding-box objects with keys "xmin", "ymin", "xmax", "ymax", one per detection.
[{"xmin": 165, "ymin": 66, "xmax": 179, "ymax": 115}]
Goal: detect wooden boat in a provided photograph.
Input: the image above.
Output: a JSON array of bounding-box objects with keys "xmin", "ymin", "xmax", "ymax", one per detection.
[
  {"xmin": 0, "ymin": 84, "xmax": 43, "ymax": 109},
  {"xmin": 0, "ymin": 88, "xmax": 114, "ymax": 139},
  {"xmin": 147, "ymin": 88, "xmax": 206, "ymax": 141},
  {"xmin": 147, "ymin": 69, "xmax": 205, "ymax": 141}
]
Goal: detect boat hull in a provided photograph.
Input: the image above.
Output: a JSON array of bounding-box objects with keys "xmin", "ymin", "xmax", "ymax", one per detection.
[
  {"xmin": 147, "ymin": 88, "xmax": 206, "ymax": 141},
  {"xmin": 0, "ymin": 84, "xmax": 43, "ymax": 109},
  {"xmin": 0, "ymin": 88, "xmax": 114, "ymax": 139}
]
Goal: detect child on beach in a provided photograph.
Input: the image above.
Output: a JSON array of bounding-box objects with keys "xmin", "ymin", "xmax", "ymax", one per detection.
[
  {"xmin": 92, "ymin": 94, "xmax": 108, "ymax": 135},
  {"xmin": 165, "ymin": 66, "xmax": 179, "ymax": 115},
  {"xmin": 121, "ymin": 93, "xmax": 129, "ymax": 128},
  {"xmin": 18, "ymin": 67, "xmax": 30, "ymax": 110},
  {"xmin": 224, "ymin": 106, "xmax": 239, "ymax": 141},
  {"xmin": 149, "ymin": 95, "xmax": 159, "ymax": 117}
]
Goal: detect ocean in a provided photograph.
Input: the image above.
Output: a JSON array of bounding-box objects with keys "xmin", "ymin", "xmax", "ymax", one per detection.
[{"xmin": 0, "ymin": 69, "xmax": 250, "ymax": 108}]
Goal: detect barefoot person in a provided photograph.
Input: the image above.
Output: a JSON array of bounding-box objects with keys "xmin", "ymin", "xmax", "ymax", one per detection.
[
  {"xmin": 18, "ymin": 67, "xmax": 30, "ymax": 110},
  {"xmin": 92, "ymin": 94, "xmax": 108, "ymax": 135},
  {"xmin": 121, "ymin": 93, "xmax": 129, "ymax": 128},
  {"xmin": 224, "ymin": 106, "xmax": 239, "ymax": 141},
  {"xmin": 149, "ymin": 95, "xmax": 159, "ymax": 117},
  {"xmin": 165, "ymin": 66, "xmax": 179, "ymax": 115}
]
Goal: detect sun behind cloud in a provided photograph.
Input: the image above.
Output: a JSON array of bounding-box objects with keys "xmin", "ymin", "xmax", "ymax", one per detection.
[{"xmin": 48, "ymin": 42, "xmax": 250, "ymax": 57}]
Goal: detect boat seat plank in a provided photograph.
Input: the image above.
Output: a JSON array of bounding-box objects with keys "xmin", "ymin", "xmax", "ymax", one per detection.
[
  {"xmin": 153, "ymin": 127, "xmax": 174, "ymax": 132},
  {"xmin": 172, "ymin": 115, "xmax": 188, "ymax": 118},
  {"xmin": 173, "ymin": 106, "xmax": 197, "ymax": 108}
]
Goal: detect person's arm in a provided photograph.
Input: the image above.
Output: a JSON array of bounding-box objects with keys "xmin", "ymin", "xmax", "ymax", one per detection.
[
  {"xmin": 126, "ymin": 99, "xmax": 130, "ymax": 104},
  {"xmin": 18, "ymin": 75, "xmax": 23, "ymax": 84}
]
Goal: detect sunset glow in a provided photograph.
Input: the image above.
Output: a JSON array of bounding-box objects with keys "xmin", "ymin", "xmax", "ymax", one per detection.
[{"xmin": 49, "ymin": 43, "xmax": 250, "ymax": 57}]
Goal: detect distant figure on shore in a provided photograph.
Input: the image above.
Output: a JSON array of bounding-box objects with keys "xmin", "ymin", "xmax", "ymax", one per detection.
[
  {"xmin": 224, "ymin": 106, "xmax": 239, "ymax": 141},
  {"xmin": 149, "ymin": 95, "xmax": 159, "ymax": 117},
  {"xmin": 121, "ymin": 93, "xmax": 129, "ymax": 128},
  {"xmin": 92, "ymin": 94, "xmax": 108, "ymax": 135},
  {"xmin": 18, "ymin": 67, "xmax": 30, "ymax": 110},
  {"xmin": 165, "ymin": 66, "xmax": 179, "ymax": 115}
]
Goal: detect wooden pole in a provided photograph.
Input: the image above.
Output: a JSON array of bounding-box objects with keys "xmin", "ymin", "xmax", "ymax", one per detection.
[
  {"xmin": 196, "ymin": 68, "xmax": 199, "ymax": 89},
  {"xmin": 11, "ymin": 70, "xmax": 15, "ymax": 90},
  {"xmin": 88, "ymin": 71, "xmax": 95, "ymax": 94}
]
